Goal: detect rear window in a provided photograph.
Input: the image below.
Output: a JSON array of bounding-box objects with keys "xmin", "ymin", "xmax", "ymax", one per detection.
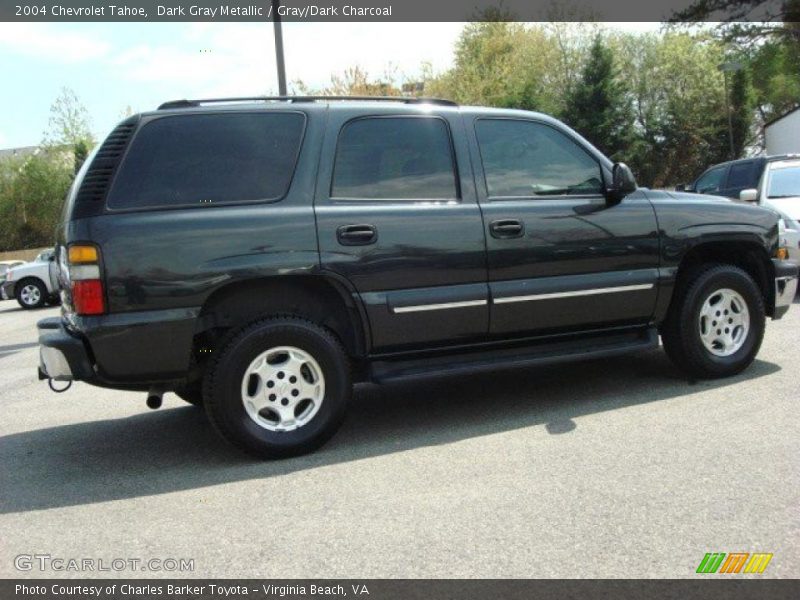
[
  {"xmin": 331, "ymin": 117, "xmax": 458, "ymax": 200},
  {"xmin": 727, "ymin": 162, "xmax": 758, "ymax": 189},
  {"xmin": 107, "ymin": 112, "xmax": 305, "ymax": 210}
]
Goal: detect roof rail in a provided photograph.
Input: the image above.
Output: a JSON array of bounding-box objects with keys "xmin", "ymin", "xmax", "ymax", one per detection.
[{"xmin": 157, "ymin": 96, "xmax": 458, "ymax": 110}]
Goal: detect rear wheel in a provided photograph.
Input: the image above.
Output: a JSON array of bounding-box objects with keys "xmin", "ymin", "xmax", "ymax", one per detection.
[
  {"xmin": 16, "ymin": 278, "xmax": 47, "ymax": 310},
  {"xmin": 204, "ymin": 317, "xmax": 351, "ymax": 458},
  {"xmin": 661, "ymin": 264, "xmax": 765, "ymax": 379},
  {"xmin": 174, "ymin": 383, "xmax": 203, "ymax": 406}
]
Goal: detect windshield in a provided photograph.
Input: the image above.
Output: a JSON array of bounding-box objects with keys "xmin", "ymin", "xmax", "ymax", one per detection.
[{"xmin": 768, "ymin": 166, "xmax": 800, "ymax": 199}]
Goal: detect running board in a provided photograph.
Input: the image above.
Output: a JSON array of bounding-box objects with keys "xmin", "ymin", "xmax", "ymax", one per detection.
[{"xmin": 369, "ymin": 327, "xmax": 658, "ymax": 383}]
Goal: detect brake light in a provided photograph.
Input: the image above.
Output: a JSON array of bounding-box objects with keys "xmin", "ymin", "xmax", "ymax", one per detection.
[
  {"xmin": 68, "ymin": 244, "xmax": 105, "ymax": 315},
  {"xmin": 72, "ymin": 280, "xmax": 105, "ymax": 315}
]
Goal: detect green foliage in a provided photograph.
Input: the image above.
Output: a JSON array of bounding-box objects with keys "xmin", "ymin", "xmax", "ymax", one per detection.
[
  {"xmin": 561, "ymin": 35, "xmax": 633, "ymax": 160},
  {"xmin": 729, "ymin": 67, "xmax": 755, "ymax": 158},
  {"xmin": 615, "ymin": 31, "xmax": 731, "ymax": 186},
  {"xmin": 0, "ymin": 88, "xmax": 94, "ymax": 251},
  {"xmin": 292, "ymin": 66, "xmax": 404, "ymax": 96},
  {"xmin": 42, "ymin": 87, "xmax": 94, "ymax": 149},
  {"xmin": 426, "ymin": 25, "xmax": 746, "ymax": 187},
  {"xmin": 749, "ymin": 38, "xmax": 800, "ymax": 125},
  {"xmin": 426, "ymin": 22, "xmax": 597, "ymax": 115},
  {"xmin": 0, "ymin": 151, "xmax": 72, "ymax": 251}
]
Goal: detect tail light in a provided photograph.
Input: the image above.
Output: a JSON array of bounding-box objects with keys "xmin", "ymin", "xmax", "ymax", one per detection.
[{"xmin": 67, "ymin": 244, "xmax": 105, "ymax": 315}]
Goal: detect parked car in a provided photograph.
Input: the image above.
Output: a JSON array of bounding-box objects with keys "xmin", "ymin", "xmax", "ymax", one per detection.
[
  {"xmin": 38, "ymin": 97, "xmax": 798, "ymax": 458},
  {"xmin": 679, "ymin": 155, "xmax": 800, "ymax": 262},
  {"xmin": 0, "ymin": 260, "xmax": 25, "ymax": 300},
  {"xmin": 3, "ymin": 250, "xmax": 59, "ymax": 309}
]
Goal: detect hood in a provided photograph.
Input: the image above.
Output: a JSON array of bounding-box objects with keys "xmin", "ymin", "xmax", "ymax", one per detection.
[
  {"xmin": 763, "ymin": 197, "xmax": 800, "ymax": 222},
  {"xmin": 6, "ymin": 262, "xmax": 43, "ymax": 277}
]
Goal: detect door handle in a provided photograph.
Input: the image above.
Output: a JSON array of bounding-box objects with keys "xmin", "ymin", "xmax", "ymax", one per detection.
[
  {"xmin": 490, "ymin": 219, "xmax": 524, "ymax": 239},
  {"xmin": 337, "ymin": 224, "xmax": 378, "ymax": 246}
]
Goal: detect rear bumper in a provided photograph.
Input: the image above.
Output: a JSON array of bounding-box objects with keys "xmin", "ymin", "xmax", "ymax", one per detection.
[
  {"xmin": 38, "ymin": 307, "xmax": 199, "ymax": 388},
  {"xmin": 37, "ymin": 317, "xmax": 95, "ymax": 381},
  {"xmin": 1, "ymin": 281, "xmax": 15, "ymax": 300},
  {"xmin": 772, "ymin": 259, "xmax": 798, "ymax": 320}
]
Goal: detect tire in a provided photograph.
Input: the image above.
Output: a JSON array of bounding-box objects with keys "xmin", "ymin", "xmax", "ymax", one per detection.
[
  {"xmin": 16, "ymin": 278, "xmax": 47, "ymax": 310},
  {"xmin": 174, "ymin": 383, "xmax": 203, "ymax": 406},
  {"xmin": 661, "ymin": 263, "xmax": 765, "ymax": 379},
  {"xmin": 203, "ymin": 316, "xmax": 351, "ymax": 458}
]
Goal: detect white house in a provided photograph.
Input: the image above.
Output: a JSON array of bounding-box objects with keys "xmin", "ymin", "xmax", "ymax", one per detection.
[{"xmin": 765, "ymin": 106, "xmax": 800, "ymax": 155}]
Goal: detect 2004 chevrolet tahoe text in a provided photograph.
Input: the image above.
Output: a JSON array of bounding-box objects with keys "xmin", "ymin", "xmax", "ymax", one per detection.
[{"xmin": 37, "ymin": 96, "xmax": 799, "ymax": 458}]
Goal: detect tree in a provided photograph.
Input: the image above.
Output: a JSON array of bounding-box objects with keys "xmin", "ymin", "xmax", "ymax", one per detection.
[
  {"xmin": 561, "ymin": 35, "xmax": 633, "ymax": 160},
  {"xmin": 615, "ymin": 31, "xmax": 732, "ymax": 186},
  {"xmin": 729, "ymin": 67, "xmax": 755, "ymax": 157},
  {"xmin": 424, "ymin": 22, "xmax": 595, "ymax": 115},
  {"xmin": 748, "ymin": 38, "xmax": 800, "ymax": 129},
  {"xmin": 671, "ymin": 0, "xmax": 800, "ymax": 49},
  {"xmin": 293, "ymin": 66, "xmax": 403, "ymax": 97},
  {"xmin": 670, "ymin": 1, "xmax": 800, "ymax": 151},
  {"xmin": 0, "ymin": 152, "xmax": 72, "ymax": 250},
  {"xmin": 41, "ymin": 87, "xmax": 94, "ymax": 149},
  {"xmin": 73, "ymin": 138, "xmax": 90, "ymax": 175}
]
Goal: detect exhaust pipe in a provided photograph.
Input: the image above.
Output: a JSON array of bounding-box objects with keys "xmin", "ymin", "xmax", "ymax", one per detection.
[{"xmin": 146, "ymin": 389, "xmax": 163, "ymax": 410}]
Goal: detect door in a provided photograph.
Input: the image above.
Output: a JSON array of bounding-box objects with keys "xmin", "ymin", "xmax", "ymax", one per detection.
[
  {"xmin": 467, "ymin": 116, "xmax": 660, "ymax": 336},
  {"xmin": 721, "ymin": 160, "xmax": 760, "ymax": 199},
  {"xmin": 693, "ymin": 164, "xmax": 729, "ymax": 195},
  {"xmin": 315, "ymin": 110, "xmax": 488, "ymax": 352}
]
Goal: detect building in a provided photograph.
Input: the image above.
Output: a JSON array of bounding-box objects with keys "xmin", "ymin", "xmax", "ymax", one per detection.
[
  {"xmin": 0, "ymin": 146, "xmax": 39, "ymax": 162},
  {"xmin": 765, "ymin": 106, "xmax": 800, "ymax": 155}
]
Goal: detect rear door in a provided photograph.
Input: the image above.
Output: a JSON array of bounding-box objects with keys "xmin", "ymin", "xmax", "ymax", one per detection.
[
  {"xmin": 314, "ymin": 108, "xmax": 488, "ymax": 353},
  {"xmin": 467, "ymin": 115, "xmax": 660, "ymax": 337},
  {"xmin": 721, "ymin": 160, "xmax": 760, "ymax": 199}
]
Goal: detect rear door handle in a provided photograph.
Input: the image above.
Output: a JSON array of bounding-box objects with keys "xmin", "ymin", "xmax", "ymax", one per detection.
[
  {"xmin": 490, "ymin": 219, "xmax": 524, "ymax": 239},
  {"xmin": 337, "ymin": 224, "xmax": 378, "ymax": 246}
]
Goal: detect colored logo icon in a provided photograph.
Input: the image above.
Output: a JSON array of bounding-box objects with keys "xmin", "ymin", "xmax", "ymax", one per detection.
[{"xmin": 696, "ymin": 552, "xmax": 773, "ymax": 574}]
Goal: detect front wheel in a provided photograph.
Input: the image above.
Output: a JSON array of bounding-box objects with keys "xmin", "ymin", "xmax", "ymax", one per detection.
[
  {"xmin": 16, "ymin": 279, "xmax": 47, "ymax": 310},
  {"xmin": 203, "ymin": 317, "xmax": 351, "ymax": 458},
  {"xmin": 661, "ymin": 264, "xmax": 765, "ymax": 379}
]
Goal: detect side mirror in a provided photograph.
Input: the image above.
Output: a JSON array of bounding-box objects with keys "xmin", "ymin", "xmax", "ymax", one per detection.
[
  {"xmin": 739, "ymin": 188, "xmax": 758, "ymax": 203},
  {"xmin": 608, "ymin": 162, "xmax": 637, "ymax": 205}
]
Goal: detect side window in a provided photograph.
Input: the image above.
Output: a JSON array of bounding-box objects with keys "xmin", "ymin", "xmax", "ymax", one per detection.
[
  {"xmin": 694, "ymin": 166, "xmax": 726, "ymax": 194},
  {"xmin": 727, "ymin": 162, "xmax": 757, "ymax": 190},
  {"xmin": 108, "ymin": 112, "xmax": 306, "ymax": 209},
  {"xmin": 331, "ymin": 117, "xmax": 458, "ymax": 200},
  {"xmin": 475, "ymin": 119, "xmax": 603, "ymax": 198}
]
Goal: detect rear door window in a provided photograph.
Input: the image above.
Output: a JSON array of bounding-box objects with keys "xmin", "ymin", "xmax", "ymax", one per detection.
[
  {"xmin": 108, "ymin": 112, "xmax": 306, "ymax": 210},
  {"xmin": 727, "ymin": 162, "xmax": 758, "ymax": 190},
  {"xmin": 331, "ymin": 116, "xmax": 458, "ymax": 200}
]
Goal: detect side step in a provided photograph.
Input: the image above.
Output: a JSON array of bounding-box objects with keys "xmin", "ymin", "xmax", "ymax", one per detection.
[{"xmin": 369, "ymin": 327, "xmax": 659, "ymax": 383}]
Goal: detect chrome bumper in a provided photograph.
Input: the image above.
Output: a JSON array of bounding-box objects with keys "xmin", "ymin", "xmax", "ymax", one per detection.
[
  {"xmin": 772, "ymin": 259, "xmax": 798, "ymax": 320},
  {"xmin": 37, "ymin": 317, "xmax": 95, "ymax": 382},
  {"xmin": 39, "ymin": 346, "xmax": 73, "ymax": 381}
]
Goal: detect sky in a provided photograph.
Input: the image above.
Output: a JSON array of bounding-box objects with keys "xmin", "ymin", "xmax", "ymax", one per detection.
[{"xmin": 0, "ymin": 22, "xmax": 661, "ymax": 149}]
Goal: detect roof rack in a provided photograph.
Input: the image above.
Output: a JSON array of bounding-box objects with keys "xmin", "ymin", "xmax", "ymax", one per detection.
[{"xmin": 157, "ymin": 96, "xmax": 458, "ymax": 110}]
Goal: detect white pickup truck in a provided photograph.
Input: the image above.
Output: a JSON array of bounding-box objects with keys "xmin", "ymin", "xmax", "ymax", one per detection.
[{"xmin": 1, "ymin": 249, "xmax": 60, "ymax": 309}]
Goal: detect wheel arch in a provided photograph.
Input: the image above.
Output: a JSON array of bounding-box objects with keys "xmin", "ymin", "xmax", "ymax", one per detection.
[
  {"xmin": 671, "ymin": 239, "xmax": 775, "ymax": 316},
  {"xmin": 194, "ymin": 274, "xmax": 369, "ymax": 360}
]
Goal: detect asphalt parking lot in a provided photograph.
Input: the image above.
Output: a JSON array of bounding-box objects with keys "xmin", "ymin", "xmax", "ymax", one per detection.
[{"xmin": 0, "ymin": 298, "xmax": 798, "ymax": 579}]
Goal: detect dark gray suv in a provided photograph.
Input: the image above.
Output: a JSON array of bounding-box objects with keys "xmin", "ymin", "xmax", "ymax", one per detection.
[{"xmin": 37, "ymin": 96, "xmax": 798, "ymax": 458}]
